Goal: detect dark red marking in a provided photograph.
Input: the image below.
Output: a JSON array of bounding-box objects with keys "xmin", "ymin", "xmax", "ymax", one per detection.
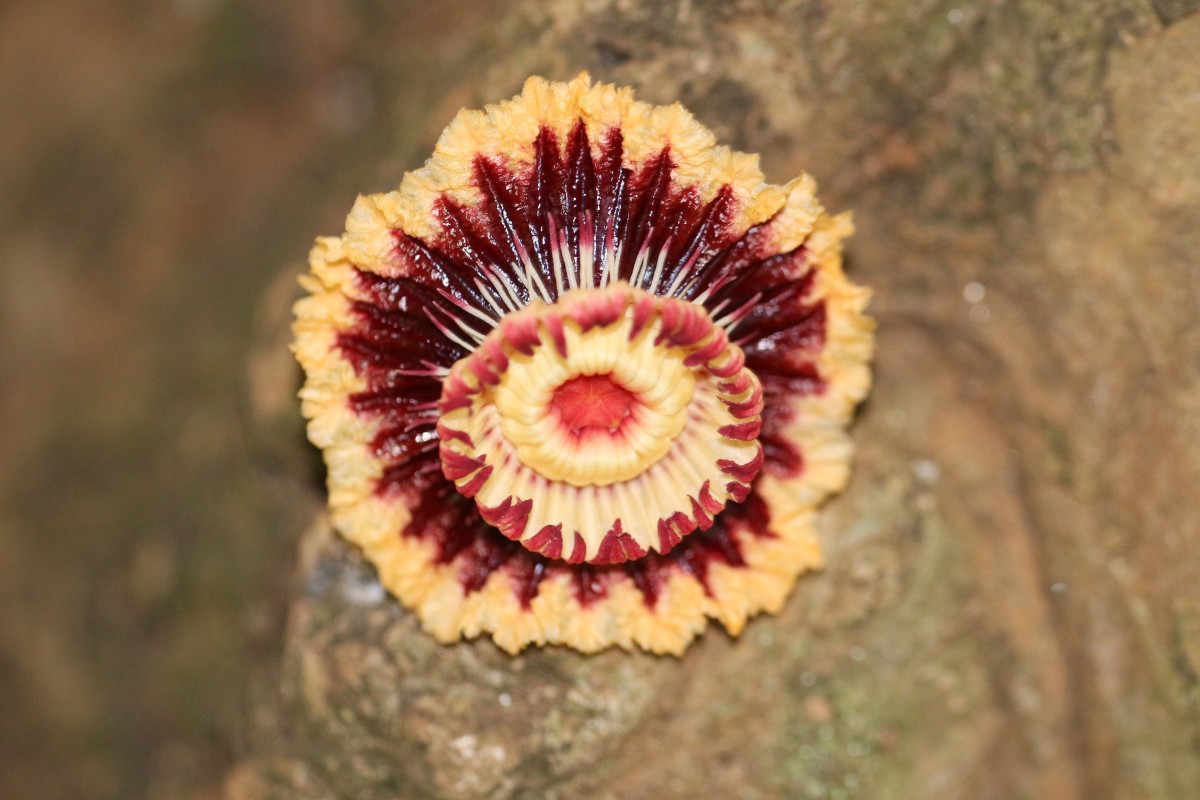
[
  {"xmin": 683, "ymin": 332, "xmax": 729, "ymax": 367},
  {"xmin": 718, "ymin": 446, "xmax": 765, "ymax": 484},
  {"xmin": 370, "ymin": 421, "xmax": 437, "ymax": 464},
  {"xmin": 718, "ymin": 372, "xmax": 754, "ymax": 396},
  {"xmin": 544, "ymin": 315, "xmax": 568, "ymax": 357},
  {"xmin": 629, "ymin": 293, "xmax": 657, "ymax": 338},
  {"xmin": 573, "ymin": 565, "xmax": 612, "ymax": 606},
  {"xmin": 508, "ymin": 558, "xmax": 547, "ymax": 609},
  {"xmin": 455, "ymin": 464, "xmax": 492, "ymax": 498},
  {"xmin": 723, "ymin": 384, "xmax": 764, "ymax": 419},
  {"xmin": 625, "ymin": 560, "xmax": 667, "ymax": 608},
  {"xmin": 656, "ymin": 512, "xmax": 689, "ymax": 553},
  {"xmin": 458, "ymin": 532, "xmax": 516, "ymax": 594},
  {"xmin": 689, "ymin": 495, "xmax": 714, "ymax": 531},
  {"xmin": 501, "ymin": 313, "xmax": 541, "ymax": 356},
  {"xmin": 525, "ymin": 524, "xmax": 564, "ymax": 559},
  {"xmin": 718, "ymin": 419, "xmax": 763, "ymax": 441},
  {"xmin": 592, "ymin": 521, "xmax": 648, "ymax": 565},
  {"xmin": 726, "ymin": 480, "xmax": 752, "ymax": 503},
  {"xmin": 346, "ymin": 273, "xmax": 471, "ymax": 371},
  {"xmin": 656, "ymin": 301, "xmax": 709, "ymax": 348},
  {"xmin": 760, "ymin": 430, "xmax": 805, "ymax": 477},
  {"xmin": 478, "ymin": 496, "xmax": 533, "ymax": 541},
  {"xmin": 572, "ymin": 290, "xmax": 625, "ymax": 330},
  {"xmin": 468, "ymin": 351, "xmax": 504, "ymax": 385},
  {"xmin": 697, "ymin": 481, "xmax": 723, "ymax": 515},
  {"xmin": 440, "ymin": 449, "xmax": 487, "ymax": 481},
  {"xmin": 566, "ymin": 532, "xmax": 587, "ymax": 564},
  {"xmin": 435, "ymin": 422, "xmax": 473, "ymax": 447},
  {"xmin": 707, "ymin": 346, "xmax": 746, "ymax": 379},
  {"xmin": 377, "ymin": 449, "xmax": 444, "ymax": 499},
  {"xmin": 437, "ymin": 374, "xmax": 473, "ymax": 414}
]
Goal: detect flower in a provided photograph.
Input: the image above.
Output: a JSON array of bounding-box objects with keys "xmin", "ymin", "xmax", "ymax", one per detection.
[{"xmin": 293, "ymin": 74, "xmax": 873, "ymax": 654}]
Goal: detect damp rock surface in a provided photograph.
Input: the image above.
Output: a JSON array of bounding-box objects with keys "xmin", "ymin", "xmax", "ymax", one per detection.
[{"xmin": 2, "ymin": 1, "xmax": 1199, "ymax": 799}]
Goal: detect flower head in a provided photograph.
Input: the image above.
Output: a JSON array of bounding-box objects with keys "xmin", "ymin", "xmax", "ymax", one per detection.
[{"xmin": 293, "ymin": 74, "xmax": 873, "ymax": 654}]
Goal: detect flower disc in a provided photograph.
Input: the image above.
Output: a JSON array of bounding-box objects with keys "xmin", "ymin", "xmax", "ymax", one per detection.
[
  {"xmin": 437, "ymin": 283, "xmax": 764, "ymax": 565},
  {"xmin": 292, "ymin": 74, "xmax": 874, "ymax": 655}
]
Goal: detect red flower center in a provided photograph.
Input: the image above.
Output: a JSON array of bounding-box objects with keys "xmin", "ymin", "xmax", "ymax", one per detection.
[
  {"xmin": 550, "ymin": 373, "xmax": 637, "ymax": 434},
  {"xmin": 436, "ymin": 284, "xmax": 765, "ymax": 564}
]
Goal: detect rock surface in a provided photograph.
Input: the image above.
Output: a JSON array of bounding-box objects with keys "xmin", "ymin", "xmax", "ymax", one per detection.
[{"xmin": 2, "ymin": 1, "xmax": 1198, "ymax": 798}]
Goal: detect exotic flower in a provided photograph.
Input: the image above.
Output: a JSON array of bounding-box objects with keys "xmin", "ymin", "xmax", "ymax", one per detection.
[{"xmin": 293, "ymin": 74, "xmax": 873, "ymax": 654}]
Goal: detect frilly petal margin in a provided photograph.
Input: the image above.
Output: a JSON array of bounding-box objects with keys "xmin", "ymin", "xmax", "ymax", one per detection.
[{"xmin": 292, "ymin": 74, "xmax": 875, "ymax": 655}]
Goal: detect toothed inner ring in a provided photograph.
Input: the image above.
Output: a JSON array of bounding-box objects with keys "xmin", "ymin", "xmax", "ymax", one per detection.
[
  {"xmin": 495, "ymin": 311, "xmax": 694, "ymax": 487},
  {"xmin": 437, "ymin": 283, "xmax": 765, "ymax": 565}
]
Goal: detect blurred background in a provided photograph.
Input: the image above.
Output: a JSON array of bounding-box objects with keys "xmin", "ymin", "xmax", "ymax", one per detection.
[
  {"xmin": 0, "ymin": 1, "xmax": 487, "ymax": 796},
  {"xmin": 3, "ymin": 1, "xmax": 1200, "ymax": 799}
]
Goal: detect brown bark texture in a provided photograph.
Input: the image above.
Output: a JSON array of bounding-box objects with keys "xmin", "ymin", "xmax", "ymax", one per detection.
[{"xmin": 2, "ymin": 1, "xmax": 1198, "ymax": 799}]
